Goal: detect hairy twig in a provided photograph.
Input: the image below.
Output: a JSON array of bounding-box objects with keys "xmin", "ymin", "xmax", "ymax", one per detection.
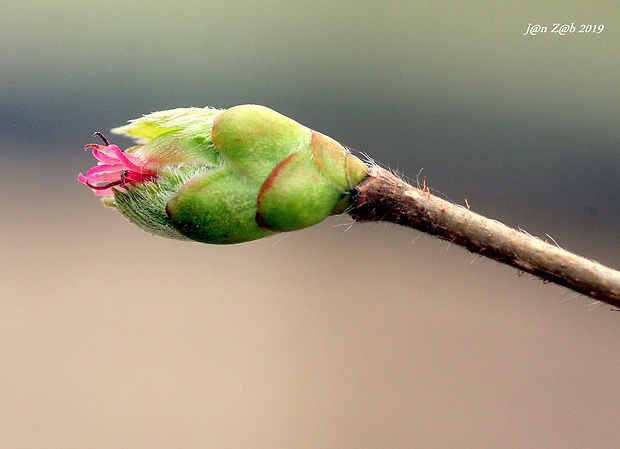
[{"xmin": 349, "ymin": 166, "xmax": 620, "ymax": 308}]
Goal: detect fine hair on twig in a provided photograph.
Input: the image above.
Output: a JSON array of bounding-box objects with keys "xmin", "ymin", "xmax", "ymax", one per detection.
[{"xmin": 348, "ymin": 166, "xmax": 620, "ymax": 309}]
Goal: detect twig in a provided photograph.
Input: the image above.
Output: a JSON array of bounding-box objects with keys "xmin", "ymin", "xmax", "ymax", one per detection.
[{"xmin": 348, "ymin": 166, "xmax": 620, "ymax": 308}]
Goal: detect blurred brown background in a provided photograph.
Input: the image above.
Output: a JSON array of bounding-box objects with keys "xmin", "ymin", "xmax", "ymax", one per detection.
[{"xmin": 1, "ymin": 1, "xmax": 618, "ymax": 448}]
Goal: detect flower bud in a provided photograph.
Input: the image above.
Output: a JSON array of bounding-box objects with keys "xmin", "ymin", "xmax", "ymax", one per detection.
[{"xmin": 78, "ymin": 105, "xmax": 368, "ymax": 244}]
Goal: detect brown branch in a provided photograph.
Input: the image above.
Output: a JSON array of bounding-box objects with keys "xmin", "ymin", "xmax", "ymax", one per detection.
[{"xmin": 348, "ymin": 167, "xmax": 620, "ymax": 309}]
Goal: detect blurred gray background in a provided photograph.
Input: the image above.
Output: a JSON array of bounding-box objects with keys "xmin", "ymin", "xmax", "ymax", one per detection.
[{"xmin": 1, "ymin": 1, "xmax": 618, "ymax": 448}]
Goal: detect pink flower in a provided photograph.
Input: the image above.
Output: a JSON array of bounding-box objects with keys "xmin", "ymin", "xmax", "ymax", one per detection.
[{"xmin": 78, "ymin": 133, "xmax": 159, "ymax": 196}]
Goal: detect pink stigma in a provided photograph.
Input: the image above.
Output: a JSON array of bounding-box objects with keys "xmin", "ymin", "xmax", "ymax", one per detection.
[{"xmin": 78, "ymin": 133, "xmax": 159, "ymax": 196}]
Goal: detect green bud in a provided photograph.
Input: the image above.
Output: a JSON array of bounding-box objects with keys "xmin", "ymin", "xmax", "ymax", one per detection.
[{"xmin": 78, "ymin": 104, "xmax": 369, "ymax": 244}]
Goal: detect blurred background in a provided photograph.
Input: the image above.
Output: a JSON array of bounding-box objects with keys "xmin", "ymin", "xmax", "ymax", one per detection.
[{"xmin": 1, "ymin": 1, "xmax": 618, "ymax": 448}]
